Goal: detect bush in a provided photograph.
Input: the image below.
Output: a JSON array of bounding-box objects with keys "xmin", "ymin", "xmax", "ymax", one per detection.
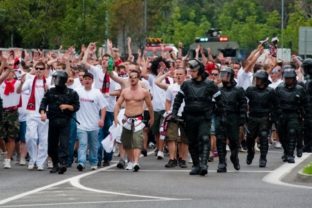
[{"xmin": 303, "ymin": 162, "xmax": 312, "ymax": 175}]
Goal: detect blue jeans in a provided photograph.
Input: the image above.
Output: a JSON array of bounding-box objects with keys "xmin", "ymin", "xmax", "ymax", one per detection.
[
  {"xmin": 17, "ymin": 121, "xmax": 27, "ymax": 143},
  {"xmin": 97, "ymin": 112, "xmax": 114, "ymax": 163},
  {"xmin": 77, "ymin": 129, "xmax": 99, "ymax": 167},
  {"xmin": 68, "ymin": 114, "xmax": 77, "ymax": 166}
]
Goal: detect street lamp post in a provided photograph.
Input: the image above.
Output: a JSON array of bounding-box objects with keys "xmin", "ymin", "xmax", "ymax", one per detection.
[{"xmin": 281, "ymin": 0, "xmax": 284, "ymax": 49}]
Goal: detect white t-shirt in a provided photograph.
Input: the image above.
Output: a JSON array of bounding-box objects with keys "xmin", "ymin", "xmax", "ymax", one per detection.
[
  {"xmin": 76, "ymin": 87, "xmax": 108, "ymax": 131},
  {"xmin": 89, "ymin": 66, "xmax": 121, "ymax": 112},
  {"xmin": 18, "ymin": 73, "xmax": 33, "ymax": 121},
  {"xmin": 166, "ymin": 83, "xmax": 185, "ymax": 116},
  {"xmin": 148, "ymin": 74, "xmax": 167, "ymax": 112},
  {"xmin": 237, "ymin": 68, "xmax": 253, "ymax": 90},
  {"xmin": 0, "ymin": 80, "xmax": 21, "ymax": 108},
  {"xmin": 22, "ymin": 77, "xmax": 47, "ymax": 117},
  {"xmin": 269, "ymin": 79, "xmax": 283, "ymax": 89}
]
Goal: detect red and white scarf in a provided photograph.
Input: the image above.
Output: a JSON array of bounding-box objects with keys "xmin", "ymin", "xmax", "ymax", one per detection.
[
  {"xmin": 27, "ymin": 76, "xmax": 46, "ymax": 111},
  {"xmin": 101, "ymin": 71, "xmax": 110, "ymax": 95},
  {"xmin": 4, "ymin": 79, "xmax": 16, "ymax": 95}
]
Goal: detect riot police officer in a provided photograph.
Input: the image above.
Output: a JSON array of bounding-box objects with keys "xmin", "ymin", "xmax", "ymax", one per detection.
[
  {"xmin": 302, "ymin": 58, "xmax": 312, "ymax": 152},
  {"xmin": 40, "ymin": 71, "xmax": 80, "ymax": 174},
  {"xmin": 245, "ymin": 70, "xmax": 276, "ymax": 168},
  {"xmin": 216, "ymin": 67, "xmax": 247, "ymax": 173},
  {"xmin": 275, "ymin": 66, "xmax": 308, "ymax": 163},
  {"xmin": 172, "ymin": 59, "xmax": 222, "ymax": 176}
]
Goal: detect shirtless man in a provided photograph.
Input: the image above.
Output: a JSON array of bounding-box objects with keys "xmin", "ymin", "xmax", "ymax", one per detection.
[{"xmin": 114, "ymin": 69, "xmax": 154, "ymax": 172}]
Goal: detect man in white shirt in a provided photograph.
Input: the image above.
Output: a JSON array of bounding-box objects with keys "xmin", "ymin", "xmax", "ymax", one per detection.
[
  {"xmin": 0, "ymin": 67, "xmax": 22, "ymax": 169},
  {"xmin": 76, "ymin": 72, "xmax": 107, "ymax": 171},
  {"xmin": 18, "ymin": 61, "xmax": 49, "ymax": 170}
]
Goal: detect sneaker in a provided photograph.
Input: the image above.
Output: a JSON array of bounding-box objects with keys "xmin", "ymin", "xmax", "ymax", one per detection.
[
  {"xmin": 126, "ymin": 162, "xmax": 133, "ymax": 170},
  {"xmin": 165, "ymin": 159, "xmax": 177, "ymax": 168},
  {"xmin": 117, "ymin": 159, "xmax": 126, "ymax": 169},
  {"xmin": 77, "ymin": 164, "xmax": 84, "ymax": 171},
  {"xmin": 157, "ymin": 151, "xmax": 164, "ymax": 160},
  {"xmin": 91, "ymin": 166, "xmax": 98, "ymax": 170},
  {"xmin": 178, "ymin": 159, "xmax": 187, "ymax": 168},
  {"xmin": 148, "ymin": 142, "xmax": 155, "ymax": 149},
  {"xmin": 28, "ymin": 164, "xmax": 35, "ymax": 170},
  {"xmin": 133, "ymin": 163, "xmax": 140, "ymax": 172},
  {"xmin": 19, "ymin": 158, "xmax": 27, "ymax": 166},
  {"xmin": 3, "ymin": 159, "xmax": 11, "ymax": 169},
  {"xmin": 274, "ymin": 141, "xmax": 282, "ymax": 149},
  {"xmin": 37, "ymin": 166, "xmax": 44, "ymax": 171}
]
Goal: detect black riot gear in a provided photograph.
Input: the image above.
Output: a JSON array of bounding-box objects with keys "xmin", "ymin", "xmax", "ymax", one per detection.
[
  {"xmin": 173, "ymin": 78, "xmax": 223, "ymax": 176},
  {"xmin": 254, "ymin": 69, "xmax": 271, "ymax": 87},
  {"xmin": 39, "ymin": 83, "xmax": 79, "ymax": 174},
  {"xmin": 302, "ymin": 58, "xmax": 312, "ymax": 77},
  {"xmin": 275, "ymin": 81, "xmax": 308, "ymax": 163},
  {"xmin": 245, "ymin": 83, "xmax": 277, "ymax": 167},
  {"xmin": 215, "ymin": 78, "xmax": 247, "ymax": 172},
  {"xmin": 52, "ymin": 71, "xmax": 68, "ymax": 89}
]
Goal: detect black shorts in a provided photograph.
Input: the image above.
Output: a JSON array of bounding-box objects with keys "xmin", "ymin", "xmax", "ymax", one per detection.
[{"xmin": 143, "ymin": 110, "xmax": 150, "ymax": 128}]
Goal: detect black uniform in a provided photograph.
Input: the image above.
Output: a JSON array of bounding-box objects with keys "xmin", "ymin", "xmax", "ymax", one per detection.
[
  {"xmin": 245, "ymin": 70, "xmax": 276, "ymax": 167},
  {"xmin": 172, "ymin": 59, "xmax": 222, "ymax": 176},
  {"xmin": 275, "ymin": 68, "xmax": 308, "ymax": 163},
  {"xmin": 40, "ymin": 71, "xmax": 80, "ymax": 174},
  {"xmin": 302, "ymin": 58, "xmax": 312, "ymax": 152},
  {"xmin": 216, "ymin": 67, "xmax": 247, "ymax": 172}
]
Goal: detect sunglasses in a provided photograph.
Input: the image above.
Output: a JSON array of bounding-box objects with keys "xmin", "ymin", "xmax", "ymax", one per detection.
[
  {"xmin": 35, "ymin": 67, "xmax": 45, "ymax": 70},
  {"xmin": 129, "ymin": 76, "xmax": 138, "ymax": 79},
  {"xmin": 211, "ymin": 73, "xmax": 219, "ymax": 76}
]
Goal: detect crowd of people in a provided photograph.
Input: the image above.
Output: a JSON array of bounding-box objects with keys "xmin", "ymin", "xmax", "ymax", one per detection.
[{"xmin": 0, "ymin": 37, "xmax": 312, "ymax": 176}]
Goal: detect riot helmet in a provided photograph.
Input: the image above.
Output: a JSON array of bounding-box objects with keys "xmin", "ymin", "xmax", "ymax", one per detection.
[
  {"xmin": 220, "ymin": 67, "xmax": 234, "ymax": 85},
  {"xmin": 52, "ymin": 70, "xmax": 68, "ymax": 89},
  {"xmin": 282, "ymin": 66, "xmax": 297, "ymax": 87},
  {"xmin": 254, "ymin": 69, "xmax": 271, "ymax": 88},
  {"xmin": 302, "ymin": 58, "xmax": 312, "ymax": 77},
  {"xmin": 188, "ymin": 59, "xmax": 206, "ymax": 80}
]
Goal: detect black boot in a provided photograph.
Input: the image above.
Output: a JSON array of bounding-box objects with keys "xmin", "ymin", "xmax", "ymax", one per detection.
[
  {"xmin": 259, "ymin": 132, "xmax": 269, "ymax": 168},
  {"xmin": 259, "ymin": 155, "xmax": 267, "ymax": 168},
  {"xmin": 246, "ymin": 134, "xmax": 255, "ymax": 165},
  {"xmin": 189, "ymin": 166, "xmax": 201, "ymax": 175},
  {"xmin": 230, "ymin": 149, "xmax": 240, "ymax": 170},
  {"xmin": 58, "ymin": 165, "xmax": 67, "ymax": 174},
  {"xmin": 287, "ymin": 129, "xmax": 296, "ymax": 163},
  {"xmin": 217, "ymin": 137, "xmax": 227, "ymax": 173},
  {"xmin": 199, "ymin": 136, "xmax": 210, "ymax": 176},
  {"xmin": 50, "ymin": 163, "xmax": 59, "ymax": 173}
]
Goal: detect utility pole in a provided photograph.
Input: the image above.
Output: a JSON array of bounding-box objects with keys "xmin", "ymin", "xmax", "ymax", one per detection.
[{"xmin": 281, "ymin": 0, "xmax": 284, "ymax": 49}]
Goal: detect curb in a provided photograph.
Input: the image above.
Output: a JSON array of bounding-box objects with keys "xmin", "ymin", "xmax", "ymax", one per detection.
[{"xmin": 263, "ymin": 153, "xmax": 312, "ymax": 189}]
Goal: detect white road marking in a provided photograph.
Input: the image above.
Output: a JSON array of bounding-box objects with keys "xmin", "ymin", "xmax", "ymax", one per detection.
[
  {"xmin": 0, "ymin": 199, "xmax": 191, "ymax": 208},
  {"xmin": 104, "ymin": 169, "xmax": 272, "ymax": 173},
  {"xmin": 0, "ymin": 151, "xmax": 184, "ymax": 206},
  {"xmin": 263, "ymin": 153, "xmax": 312, "ymax": 189},
  {"xmin": 70, "ymin": 177, "xmax": 185, "ymax": 200}
]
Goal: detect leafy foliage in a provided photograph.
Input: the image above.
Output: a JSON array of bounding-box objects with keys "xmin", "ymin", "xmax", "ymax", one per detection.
[{"xmin": 0, "ymin": 0, "xmax": 311, "ymax": 52}]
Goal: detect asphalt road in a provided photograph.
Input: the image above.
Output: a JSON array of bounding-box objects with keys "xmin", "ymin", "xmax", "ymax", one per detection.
[{"xmin": 0, "ymin": 148, "xmax": 311, "ymax": 208}]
